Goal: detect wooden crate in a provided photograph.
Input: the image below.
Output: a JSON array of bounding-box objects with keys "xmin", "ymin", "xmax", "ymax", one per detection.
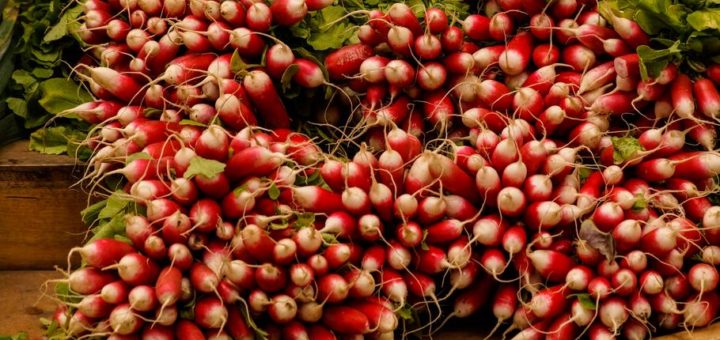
[
  {"xmin": 0, "ymin": 140, "xmax": 711, "ymax": 339},
  {"xmin": 0, "ymin": 141, "xmax": 88, "ymax": 270}
]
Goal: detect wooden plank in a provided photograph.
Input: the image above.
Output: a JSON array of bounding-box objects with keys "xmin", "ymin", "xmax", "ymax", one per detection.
[
  {"xmin": 656, "ymin": 324, "xmax": 720, "ymax": 340},
  {"xmin": 0, "ymin": 140, "xmax": 89, "ymax": 270},
  {"xmin": 0, "ymin": 271, "xmax": 60, "ymax": 338}
]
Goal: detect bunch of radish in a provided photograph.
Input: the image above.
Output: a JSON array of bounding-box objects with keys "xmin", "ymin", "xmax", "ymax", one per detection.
[{"xmin": 43, "ymin": 0, "xmax": 720, "ymax": 338}]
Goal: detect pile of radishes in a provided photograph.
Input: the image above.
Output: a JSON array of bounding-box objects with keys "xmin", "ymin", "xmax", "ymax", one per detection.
[{"xmin": 42, "ymin": 0, "xmax": 720, "ymax": 338}]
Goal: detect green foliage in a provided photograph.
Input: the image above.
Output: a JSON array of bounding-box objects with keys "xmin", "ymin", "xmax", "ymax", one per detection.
[
  {"xmin": 0, "ymin": 0, "xmax": 87, "ymax": 147},
  {"xmin": 610, "ymin": 136, "xmax": 644, "ymax": 165},
  {"xmin": 600, "ymin": 0, "xmax": 720, "ymax": 78},
  {"xmin": 184, "ymin": 156, "xmax": 227, "ymax": 180}
]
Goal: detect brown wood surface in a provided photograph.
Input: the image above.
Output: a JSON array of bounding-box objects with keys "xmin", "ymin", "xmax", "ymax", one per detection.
[
  {"xmin": 0, "ymin": 140, "xmax": 89, "ymax": 270},
  {"xmin": 0, "ymin": 271, "xmax": 61, "ymax": 338}
]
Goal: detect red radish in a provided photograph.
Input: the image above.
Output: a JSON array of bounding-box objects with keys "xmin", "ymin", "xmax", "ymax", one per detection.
[
  {"xmin": 498, "ymin": 32, "xmax": 533, "ymax": 75},
  {"xmin": 176, "ymin": 320, "xmax": 205, "ymax": 340},
  {"xmin": 473, "ymin": 45, "xmax": 505, "ymax": 71},
  {"xmin": 496, "ymin": 187, "xmax": 526, "ymax": 217},
  {"xmin": 269, "ymin": 0, "xmax": 307, "ymax": 26},
  {"xmin": 610, "ymin": 269, "xmax": 637, "ymax": 296},
  {"xmin": 194, "ymin": 297, "xmax": 228, "ymax": 328},
  {"xmin": 109, "ymin": 304, "xmax": 143, "ymax": 334},
  {"xmin": 324, "ymin": 44, "xmax": 374, "ymax": 80},
  {"xmin": 225, "ymin": 146, "xmax": 283, "ymax": 180},
  {"xmin": 243, "ymin": 71, "xmax": 290, "ymax": 129},
  {"xmin": 530, "ymin": 14, "xmax": 554, "ymax": 40},
  {"xmin": 592, "ymin": 202, "xmax": 625, "ymax": 232},
  {"xmin": 524, "ymin": 201, "xmax": 562, "ymax": 229},
  {"xmin": 317, "ymin": 274, "xmax": 349, "ymax": 303},
  {"xmin": 694, "ymin": 77, "xmax": 720, "ymax": 117},
  {"xmin": 128, "ymin": 285, "xmax": 158, "ymax": 312},
  {"xmin": 599, "ymin": 297, "xmax": 628, "ymax": 332},
  {"xmin": 441, "ymin": 26, "xmax": 464, "ymax": 52},
  {"xmin": 529, "ymin": 285, "xmax": 568, "ymax": 319},
  {"xmin": 463, "ymin": 15, "xmax": 491, "ymax": 41},
  {"xmin": 566, "ymin": 265, "xmax": 593, "ymax": 291},
  {"xmin": 246, "ymin": 3, "xmax": 272, "ymax": 32},
  {"xmin": 425, "ymin": 219, "xmax": 464, "ymax": 244},
  {"xmin": 428, "ymin": 154, "xmax": 479, "ymax": 202},
  {"xmin": 689, "ymin": 263, "xmax": 719, "ymax": 293},
  {"xmin": 417, "ymin": 62, "xmax": 447, "ymax": 91},
  {"xmin": 322, "ymin": 305, "xmax": 370, "ymax": 334},
  {"xmin": 609, "ymin": 15, "xmax": 650, "ymax": 47},
  {"xmin": 112, "ymin": 253, "xmax": 159, "ymax": 286},
  {"xmin": 489, "ymin": 13, "xmax": 514, "ymax": 41},
  {"xmin": 532, "ymin": 44, "xmax": 560, "ymax": 68},
  {"xmin": 292, "ymin": 58, "xmax": 325, "ymax": 88},
  {"xmin": 546, "ymin": 313, "xmax": 579, "ymax": 340},
  {"xmin": 414, "ymin": 34, "xmax": 442, "ymax": 60},
  {"xmin": 255, "ymin": 264, "xmax": 287, "ymax": 293},
  {"xmin": 75, "ymin": 294, "xmax": 112, "ymax": 319},
  {"xmin": 451, "ymin": 274, "xmax": 494, "ymax": 318},
  {"xmin": 294, "ymin": 227, "xmax": 322, "ymax": 256},
  {"xmin": 324, "ymin": 243, "xmax": 351, "ymax": 269},
  {"xmin": 670, "ymin": 151, "xmax": 720, "ymax": 180},
  {"xmin": 528, "ymin": 250, "xmax": 575, "ymax": 282},
  {"xmin": 190, "ymin": 262, "xmax": 220, "ymax": 294},
  {"xmin": 613, "ymin": 220, "xmax": 642, "ymax": 252},
  {"xmin": 684, "ymin": 292, "xmax": 720, "ymax": 327},
  {"xmin": 588, "ymin": 276, "xmax": 612, "ymax": 300},
  {"xmin": 306, "ymin": 0, "xmax": 333, "ymax": 10},
  {"xmin": 640, "ymin": 226, "xmax": 677, "ymax": 257},
  {"xmin": 307, "ymin": 254, "xmax": 329, "ymax": 277},
  {"xmin": 283, "ymin": 186, "xmax": 343, "ymax": 213},
  {"xmin": 161, "ymin": 211, "xmax": 192, "ymax": 245},
  {"xmin": 671, "ymin": 73, "xmax": 695, "ymax": 118},
  {"xmin": 70, "ymin": 239, "xmax": 135, "ymax": 269},
  {"xmin": 88, "ymin": 67, "xmax": 144, "ymax": 103},
  {"xmin": 380, "ymin": 269, "xmax": 408, "ymax": 303}
]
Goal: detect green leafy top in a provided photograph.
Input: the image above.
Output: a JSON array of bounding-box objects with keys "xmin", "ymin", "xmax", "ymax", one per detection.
[
  {"xmin": 1, "ymin": 0, "xmax": 89, "ymax": 148},
  {"xmin": 284, "ymin": 0, "xmax": 470, "ymax": 53},
  {"xmin": 611, "ymin": 136, "xmax": 644, "ymax": 165},
  {"xmin": 600, "ymin": 0, "xmax": 720, "ymax": 78},
  {"xmin": 183, "ymin": 156, "xmax": 227, "ymax": 180}
]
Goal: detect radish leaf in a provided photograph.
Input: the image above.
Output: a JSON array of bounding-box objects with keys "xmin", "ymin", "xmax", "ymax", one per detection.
[{"xmin": 184, "ymin": 156, "xmax": 227, "ymax": 180}]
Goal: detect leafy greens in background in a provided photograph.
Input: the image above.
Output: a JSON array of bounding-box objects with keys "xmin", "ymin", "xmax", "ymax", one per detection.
[
  {"xmin": 0, "ymin": 0, "xmax": 91, "ymax": 154},
  {"xmin": 599, "ymin": 0, "xmax": 720, "ymax": 79},
  {"xmin": 284, "ymin": 0, "xmax": 470, "ymax": 52},
  {"xmin": 270, "ymin": 0, "xmax": 471, "ymax": 124}
]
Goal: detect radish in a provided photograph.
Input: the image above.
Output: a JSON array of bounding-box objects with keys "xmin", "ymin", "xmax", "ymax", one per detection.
[
  {"xmin": 610, "ymin": 268, "xmax": 637, "ymax": 296},
  {"xmin": 322, "ymin": 305, "xmax": 370, "ymax": 334},
  {"xmin": 441, "ymin": 26, "xmax": 464, "ymax": 52},
  {"xmin": 689, "ymin": 263, "xmax": 719, "ymax": 293},
  {"xmin": 498, "ymin": 32, "xmax": 533, "ymax": 75},
  {"xmin": 566, "ymin": 266, "xmax": 593, "ymax": 291},
  {"xmin": 451, "ymin": 274, "xmax": 494, "ymax": 318},
  {"xmin": 268, "ymin": 294, "xmax": 297, "ymax": 324},
  {"xmin": 599, "ymin": 297, "xmax": 628, "ymax": 333},
  {"xmin": 528, "ymin": 250, "xmax": 575, "ymax": 282},
  {"xmin": 325, "ymin": 44, "xmax": 374, "ymax": 80},
  {"xmin": 194, "ymin": 297, "xmax": 228, "ymax": 328},
  {"xmin": 70, "ymin": 239, "xmax": 135, "ymax": 269},
  {"xmin": 497, "ymin": 187, "xmax": 526, "ymax": 217},
  {"xmin": 529, "ymin": 285, "xmax": 567, "ymax": 319},
  {"xmin": 109, "ymin": 304, "xmax": 143, "ymax": 334},
  {"xmin": 684, "ymin": 292, "xmax": 720, "ymax": 327}
]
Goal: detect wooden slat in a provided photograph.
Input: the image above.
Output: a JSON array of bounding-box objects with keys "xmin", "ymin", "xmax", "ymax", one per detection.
[{"xmin": 0, "ymin": 141, "xmax": 88, "ymax": 270}]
